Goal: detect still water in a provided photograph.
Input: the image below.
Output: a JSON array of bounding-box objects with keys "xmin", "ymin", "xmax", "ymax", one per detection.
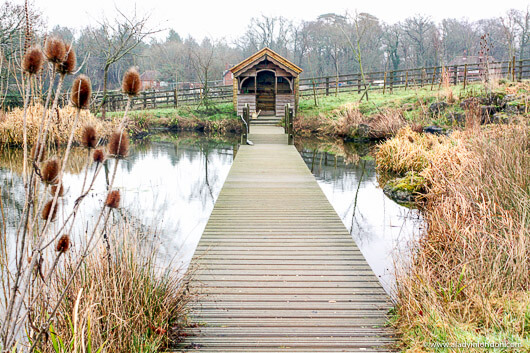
[
  {"xmin": 1, "ymin": 133, "xmax": 421, "ymax": 295},
  {"xmin": 295, "ymin": 140, "xmax": 423, "ymax": 294}
]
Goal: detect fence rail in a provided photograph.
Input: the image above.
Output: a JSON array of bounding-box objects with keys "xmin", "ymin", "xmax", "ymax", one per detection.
[{"xmin": 2, "ymin": 58, "xmax": 530, "ymax": 112}]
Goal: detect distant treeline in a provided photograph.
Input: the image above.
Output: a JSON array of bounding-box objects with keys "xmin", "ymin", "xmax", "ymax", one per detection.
[{"xmin": 1, "ymin": 0, "xmax": 529, "ymax": 94}]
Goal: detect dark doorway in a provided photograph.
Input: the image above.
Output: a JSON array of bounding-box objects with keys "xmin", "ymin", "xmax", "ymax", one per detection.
[{"xmin": 256, "ymin": 71, "xmax": 275, "ymax": 116}]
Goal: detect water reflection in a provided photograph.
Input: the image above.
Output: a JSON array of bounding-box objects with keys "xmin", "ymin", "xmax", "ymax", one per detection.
[
  {"xmin": 296, "ymin": 138, "xmax": 423, "ymax": 296},
  {"xmin": 0, "ymin": 133, "xmax": 238, "ymax": 269}
]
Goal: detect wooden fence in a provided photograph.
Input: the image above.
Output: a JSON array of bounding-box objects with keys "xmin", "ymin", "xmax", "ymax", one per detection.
[
  {"xmin": 298, "ymin": 58, "xmax": 530, "ymax": 98},
  {"xmin": 2, "ymin": 58, "xmax": 530, "ymax": 112}
]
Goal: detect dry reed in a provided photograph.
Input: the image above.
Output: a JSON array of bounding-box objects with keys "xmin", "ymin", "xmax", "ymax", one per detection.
[
  {"xmin": 377, "ymin": 124, "xmax": 530, "ymax": 350},
  {"xmin": 0, "ymin": 104, "xmax": 115, "ymax": 146},
  {"xmin": 31, "ymin": 227, "xmax": 192, "ymax": 352}
]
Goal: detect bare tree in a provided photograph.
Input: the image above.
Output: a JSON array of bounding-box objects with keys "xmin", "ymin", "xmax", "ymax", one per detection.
[
  {"xmin": 382, "ymin": 23, "xmax": 403, "ymax": 71},
  {"xmin": 403, "ymin": 14, "xmax": 437, "ymax": 67},
  {"xmin": 500, "ymin": 9, "xmax": 520, "ymax": 59},
  {"xmin": 89, "ymin": 7, "xmax": 159, "ymax": 117},
  {"xmin": 341, "ymin": 11, "xmax": 381, "ymax": 99},
  {"xmin": 190, "ymin": 38, "xmax": 216, "ymax": 112},
  {"xmin": 514, "ymin": 7, "xmax": 530, "ymax": 59}
]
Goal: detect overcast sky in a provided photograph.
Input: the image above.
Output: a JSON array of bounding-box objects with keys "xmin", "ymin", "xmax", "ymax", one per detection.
[{"xmin": 34, "ymin": 0, "xmax": 529, "ymax": 41}]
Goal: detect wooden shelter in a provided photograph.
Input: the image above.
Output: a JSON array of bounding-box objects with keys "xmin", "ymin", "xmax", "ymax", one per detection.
[{"xmin": 230, "ymin": 48, "xmax": 302, "ymax": 117}]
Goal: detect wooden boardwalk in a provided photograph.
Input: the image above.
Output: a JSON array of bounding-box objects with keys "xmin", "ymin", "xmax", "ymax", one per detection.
[{"xmin": 178, "ymin": 125, "xmax": 395, "ymax": 352}]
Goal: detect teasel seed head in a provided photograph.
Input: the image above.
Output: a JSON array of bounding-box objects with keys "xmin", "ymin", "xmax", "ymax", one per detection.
[
  {"xmin": 93, "ymin": 148, "xmax": 105, "ymax": 163},
  {"xmin": 31, "ymin": 143, "xmax": 47, "ymax": 162},
  {"xmin": 105, "ymin": 190, "xmax": 121, "ymax": 209},
  {"xmin": 122, "ymin": 68, "xmax": 141, "ymax": 96},
  {"xmin": 56, "ymin": 234, "xmax": 71, "ymax": 253},
  {"xmin": 42, "ymin": 200, "xmax": 59, "ymax": 221},
  {"xmin": 71, "ymin": 75, "xmax": 92, "ymax": 109},
  {"xmin": 51, "ymin": 183, "xmax": 65, "ymax": 197},
  {"xmin": 81, "ymin": 125, "xmax": 97, "ymax": 149},
  {"xmin": 22, "ymin": 46, "xmax": 44, "ymax": 75},
  {"xmin": 56, "ymin": 44, "xmax": 76, "ymax": 75},
  {"xmin": 108, "ymin": 130, "xmax": 129, "ymax": 158},
  {"xmin": 44, "ymin": 37, "xmax": 66, "ymax": 64},
  {"xmin": 42, "ymin": 159, "xmax": 60, "ymax": 185}
]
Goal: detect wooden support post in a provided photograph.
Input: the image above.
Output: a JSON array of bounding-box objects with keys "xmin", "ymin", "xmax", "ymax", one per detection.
[
  {"xmin": 405, "ymin": 71, "xmax": 409, "ymax": 90},
  {"xmin": 383, "ymin": 72, "xmax": 387, "ymax": 94},
  {"xmin": 430, "ymin": 68, "xmax": 436, "ymax": 90},
  {"xmin": 512, "ymin": 56, "xmax": 516, "ymax": 81},
  {"xmin": 241, "ymin": 103, "xmax": 249, "ymax": 144},
  {"xmin": 286, "ymin": 103, "xmax": 294, "ymax": 145},
  {"xmin": 518, "ymin": 59, "xmax": 522, "ymax": 82},
  {"xmin": 389, "ymin": 70, "xmax": 394, "ymax": 94},
  {"xmin": 463, "ymin": 64, "xmax": 468, "ymax": 90},
  {"xmin": 357, "ymin": 78, "xmax": 361, "ymax": 94},
  {"xmin": 142, "ymin": 92, "xmax": 147, "ymax": 109},
  {"xmin": 284, "ymin": 104, "xmax": 288, "ymax": 134},
  {"xmin": 453, "ymin": 65, "xmax": 458, "ymax": 85},
  {"xmin": 325, "ymin": 77, "xmax": 329, "ymax": 96}
]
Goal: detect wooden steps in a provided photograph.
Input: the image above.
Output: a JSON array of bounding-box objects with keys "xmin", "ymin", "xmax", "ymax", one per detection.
[{"xmin": 176, "ymin": 125, "xmax": 396, "ymax": 352}]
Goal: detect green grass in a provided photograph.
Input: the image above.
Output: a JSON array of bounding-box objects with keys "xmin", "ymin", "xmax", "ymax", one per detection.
[
  {"xmin": 104, "ymin": 102, "xmax": 238, "ymax": 122},
  {"xmin": 299, "ymin": 83, "xmax": 487, "ymax": 124}
]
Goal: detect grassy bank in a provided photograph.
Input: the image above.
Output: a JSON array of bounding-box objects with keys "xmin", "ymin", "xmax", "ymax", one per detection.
[
  {"xmin": 104, "ymin": 103, "xmax": 241, "ymax": 135},
  {"xmin": 297, "ymin": 81, "xmax": 528, "ymax": 140},
  {"xmin": 376, "ymin": 123, "xmax": 529, "ymax": 351}
]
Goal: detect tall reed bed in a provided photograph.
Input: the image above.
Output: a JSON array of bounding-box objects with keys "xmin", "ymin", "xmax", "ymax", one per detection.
[
  {"xmin": 31, "ymin": 226, "xmax": 191, "ymax": 353},
  {"xmin": 0, "ymin": 34, "xmax": 189, "ymax": 352},
  {"xmin": 0, "ymin": 105, "xmax": 115, "ymax": 146},
  {"xmin": 376, "ymin": 124, "xmax": 530, "ymax": 350}
]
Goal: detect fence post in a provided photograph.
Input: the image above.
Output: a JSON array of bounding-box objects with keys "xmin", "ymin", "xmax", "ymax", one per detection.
[
  {"xmin": 325, "ymin": 77, "xmax": 329, "ymax": 96},
  {"xmin": 518, "ymin": 60, "xmax": 523, "ymax": 82},
  {"xmin": 430, "ymin": 68, "xmax": 436, "ymax": 90},
  {"xmin": 405, "ymin": 71, "xmax": 409, "ymax": 90},
  {"xmin": 142, "ymin": 92, "xmax": 147, "ymax": 109},
  {"xmin": 463, "ymin": 64, "xmax": 468, "ymax": 90},
  {"xmin": 383, "ymin": 72, "xmax": 387, "ymax": 94},
  {"xmin": 512, "ymin": 56, "xmax": 516, "ymax": 81},
  {"xmin": 389, "ymin": 70, "xmax": 394, "ymax": 94},
  {"xmin": 357, "ymin": 77, "xmax": 361, "ymax": 94},
  {"xmin": 453, "ymin": 65, "xmax": 458, "ymax": 86}
]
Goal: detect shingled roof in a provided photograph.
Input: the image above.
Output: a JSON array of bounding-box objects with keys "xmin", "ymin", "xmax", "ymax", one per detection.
[{"xmin": 230, "ymin": 48, "xmax": 303, "ymax": 77}]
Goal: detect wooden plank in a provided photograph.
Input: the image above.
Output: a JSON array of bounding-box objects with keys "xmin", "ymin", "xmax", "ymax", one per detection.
[{"xmin": 178, "ymin": 125, "xmax": 395, "ymax": 352}]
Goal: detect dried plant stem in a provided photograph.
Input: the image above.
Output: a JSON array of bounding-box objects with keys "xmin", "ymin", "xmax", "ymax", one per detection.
[
  {"xmin": 5, "ymin": 106, "xmax": 81, "ymax": 348},
  {"xmin": 118, "ymin": 95, "xmax": 133, "ymax": 131},
  {"xmin": 34, "ymin": 65, "xmax": 57, "ymax": 161},
  {"xmin": 22, "ymin": 75, "xmax": 31, "ymax": 186},
  {"xmin": 39, "ymin": 73, "xmax": 65, "ymax": 153}
]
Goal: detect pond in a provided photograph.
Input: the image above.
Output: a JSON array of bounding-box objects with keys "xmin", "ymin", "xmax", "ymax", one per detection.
[
  {"xmin": 0, "ymin": 133, "xmax": 422, "ymax": 295},
  {"xmin": 295, "ymin": 139, "xmax": 423, "ymax": 294}
]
